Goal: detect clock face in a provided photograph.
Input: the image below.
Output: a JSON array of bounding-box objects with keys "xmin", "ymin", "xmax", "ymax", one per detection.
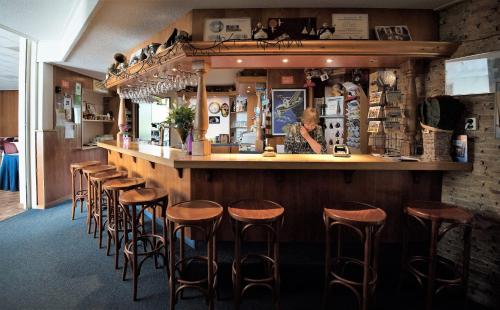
[{"xmin": 209, "ymin": 102, "xmax": 221, "ymax": 114}]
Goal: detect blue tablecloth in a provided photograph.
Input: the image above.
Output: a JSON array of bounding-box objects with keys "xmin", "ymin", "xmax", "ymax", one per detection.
[{"xmin": 0, "ymin": 154, "xmax": 19, "ymax": 191}]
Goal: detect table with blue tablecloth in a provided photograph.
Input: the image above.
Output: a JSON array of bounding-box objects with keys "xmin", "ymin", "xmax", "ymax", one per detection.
[{"xmin": 0, "ymin": 153, "xmax": 19, "ymax": 191}]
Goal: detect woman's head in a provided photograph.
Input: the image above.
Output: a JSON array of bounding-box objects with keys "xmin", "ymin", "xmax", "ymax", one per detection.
[{"xmin": 301, "ymin": 108, "xmax": 319, "ymax": 131}]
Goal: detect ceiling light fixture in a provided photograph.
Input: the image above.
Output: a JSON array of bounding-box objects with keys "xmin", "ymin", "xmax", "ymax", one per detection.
[
  {"xmin": 237, "ymin": 59, "xmax": 243, "ymax": 63},
  {"xmin": 282, "ymin": 58, "xmax": 289, "ymax": 63},
  {"xmin": 172, "ymin": 68, "xmax": 177, "ymax": 72},
  {"xmin": 326, "ymin": 59, "xmax": 333, "ymax": 63}
]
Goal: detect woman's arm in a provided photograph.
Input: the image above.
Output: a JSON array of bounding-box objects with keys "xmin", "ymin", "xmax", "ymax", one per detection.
[{"xmin": 300, "ymin": 126, "xmax": 322, "ymax": 154}]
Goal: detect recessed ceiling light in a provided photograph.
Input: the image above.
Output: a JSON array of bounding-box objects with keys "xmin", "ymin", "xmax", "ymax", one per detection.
[
  {"xmin": 326, "ymin": 59, "xmax": 333, "ymax": 63},
  {"xmin": 237, "ymin": 59, "xmax": 243, "ymax": 63},
  {"xmin": 282, "ymin": 58, "xmax": 289, "ymax": 63},
  {"xmin": 247, "ymin": 86, "xmax": 251, "ymax": 89},
  {"xmin": 172, "ymin": 68, "xmax": 177, "ymax": 72},
  {"xmin": 246, "ymin": 90, "xmax": 250, "ymax": 93}
]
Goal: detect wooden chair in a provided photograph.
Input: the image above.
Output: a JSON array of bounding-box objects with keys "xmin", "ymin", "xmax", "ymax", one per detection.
[
  {"xmin": 119, "ymin": 188, "xmax": 169, "ymax": 301},
  {"xmin": 228, "ymin": 199, "xmax": 285, "ymax": 310},
  {"xmin": 166, "ymin": 200, "xmax": 223, "ymax": 310},
  {"xmin": 323, "ymin": 202, "xmax": 386, "ymax": 310},
  {"xmin": 69, "ymin": 161, "xmax": 101, "ymax": 220},
  {"xmin": 401, "ymin": 201, "xmax": 473, "ymax": 310},
  {"xmin": 102, "ymin": 177, "xmax": 146, "ymax": 269}
]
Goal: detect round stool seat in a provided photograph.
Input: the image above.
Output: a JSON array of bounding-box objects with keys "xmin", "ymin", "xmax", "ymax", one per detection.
[
  {"xmin": 324, "ymin": 202, "xmax": 386, "ymax": 225},
  {"xmin": 229, "ymin": 199, "xmax": 284, "ymax": 223},
  {"xmin": 167, "ymin": 200, "xmax": 223, "ymax": 224},
  {"xmin": 120, "ymin": 188, "xmax": 168, "ymax": 205},
  {"xmin": 90, "ymin": 170, "xmax": 127, "ymax": 182},
  {"xmin": 406, "ymin": 201, "xmax": 473, "ymax": 224},
  {"xmin": 82, "ymin": 164, "xmax": 116, "ymax": 175},
  {"xmin": 103, "ymin": 177, "xmax": 145, "ymax": 191},
  {"xmin": 70, "ymin": 160, "xmax": 101, "ymax": 170}
]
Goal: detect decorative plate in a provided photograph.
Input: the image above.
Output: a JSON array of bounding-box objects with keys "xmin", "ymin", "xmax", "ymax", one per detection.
[{"xmin": 209, "ymin": 101, "xmax": 221, "ymax": 114}]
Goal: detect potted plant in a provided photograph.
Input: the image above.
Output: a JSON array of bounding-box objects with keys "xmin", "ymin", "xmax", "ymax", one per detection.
[{"xmin": 165, "ymin": 100, "xmax": 195, "ymax": 151}]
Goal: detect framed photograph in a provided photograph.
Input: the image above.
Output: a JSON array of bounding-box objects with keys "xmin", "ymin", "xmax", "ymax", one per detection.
[
  {"xmin": 331, "ymin": 14, "xmax": 369, "ymax": 39},
  {"xmin": 272, "ymin": 89, "xmax": 306, "ymax": 135},
  {"xmin": 204, "ymin": 18, "xmax": 252, "ymax": 41},
  {"xmin": 324, "ymin": 96, "xmax": 344, "ymax": 116},
  {"xmin": 375, "ymin": 26, "xmax": 412, "ymax": 41},
  {"xmin": 209, "ymin": 116, "xmax": 220, "ymax": 124}
]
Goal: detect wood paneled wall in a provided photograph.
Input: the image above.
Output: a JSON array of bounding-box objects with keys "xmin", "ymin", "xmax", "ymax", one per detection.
[
  {"xmin": 36, "ymin": 66, "xmax": 113, "ymax": 208},
  {"xmin": 0, "ymin": 90, "xmax": 18, "ymax": 137}
]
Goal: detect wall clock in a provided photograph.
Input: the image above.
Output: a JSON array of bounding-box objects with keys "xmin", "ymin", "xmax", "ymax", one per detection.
[{"xmin": 209, "ymin": 101, "xmax": 221, "ymax": 114}]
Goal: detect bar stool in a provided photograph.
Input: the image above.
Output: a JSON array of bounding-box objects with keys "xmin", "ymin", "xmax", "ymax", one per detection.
[
  {"xmin": 323, "ymin": 202, "xmax": 386, "ymax": 310},
  {"xmin": 102, "ymin": 177, "xmax": 146, "ymax": 269},
  {"xmin": 228, "ymin": 199, "xmax": 284, "ymax": 310},
  {"xmin": 119, "ymin": 188, "xmax": 169, "ymax": 301},
  {"xmin": 401, "ymin": 201, "xmax": 473, "ymax": 310},
  {"xmin": 89, "ymin": 170, "xmax": 128, "ymax": 248},
  {"xmin": 82, "ymin": 164, "xmax": 116, "ymax": 234},
  {"xmin": 166, "ymin": 200, "xmax": 223, "ymax": 310},
  {"xmin": 69, "ymin": 160, "xmax": 100, "ymax": 220}
]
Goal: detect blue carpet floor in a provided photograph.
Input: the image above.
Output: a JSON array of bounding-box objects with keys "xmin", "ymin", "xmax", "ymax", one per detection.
[{"xmin": 0, "ymin": 202, "xmax": 491, "ymax": 310}]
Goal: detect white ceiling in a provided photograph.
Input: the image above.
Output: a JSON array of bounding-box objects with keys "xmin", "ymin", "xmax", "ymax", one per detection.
[
  {"xmin": 0, "ymin": 0, "xmax": 459, "ymax": 83},
  {"xmin": 0, "ymin": 28, "xmax": 19, "ymax": 90}
]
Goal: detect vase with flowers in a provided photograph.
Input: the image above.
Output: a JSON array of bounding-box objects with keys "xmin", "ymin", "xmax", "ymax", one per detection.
[{"xmin": 165, "ymin": 100, "xmax": 195, "ymax": 152}]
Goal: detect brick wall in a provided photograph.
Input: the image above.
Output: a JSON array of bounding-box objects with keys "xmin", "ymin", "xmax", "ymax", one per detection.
[{"xmin": 425, "ymin": 0, "xmax": 500, "ymax": 308}]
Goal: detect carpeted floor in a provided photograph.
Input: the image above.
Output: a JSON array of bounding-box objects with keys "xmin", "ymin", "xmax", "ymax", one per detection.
[{"xmin": 0, "ymin": 202, "xmax": 491, "ymax": 310}]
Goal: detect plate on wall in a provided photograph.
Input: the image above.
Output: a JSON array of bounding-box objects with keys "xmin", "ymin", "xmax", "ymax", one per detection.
[{"xmin": 209, "ymin": 101, "xmax": 221, "ymax": 114}]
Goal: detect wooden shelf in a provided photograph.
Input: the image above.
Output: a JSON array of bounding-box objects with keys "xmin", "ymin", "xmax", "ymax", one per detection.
[
  {"xmin": 104, "ymin": 40, "xmax": 458, "ymax": 89},
  {"xmin": 82, "ymin": 119, "xmax": 115, "ymax": 123}
]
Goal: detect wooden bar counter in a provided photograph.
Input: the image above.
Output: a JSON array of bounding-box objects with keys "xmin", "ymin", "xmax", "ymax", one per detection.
[{"xmin": 98, "ymin": 140, "xmax": 472, "ymax": 242}]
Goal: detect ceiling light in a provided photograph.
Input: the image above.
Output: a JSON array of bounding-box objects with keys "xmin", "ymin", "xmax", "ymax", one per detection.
[
  {"xmin": 172, "ymin": 68, "xmax": 177, "ymax": 72},
  {"xmin": 326, "ymin": 59, "xmax": 333, "ymax": 63},
  {"xmin": 247, "ymin": 86, "xmax": 251, "ymax": 89},
  {"xmin": 282, "ymin": 58, "xmax": 289, "ymax": 63},
  {"xmin": 237, "ymin": 59, "xmax": 243, "ymax": 63}
]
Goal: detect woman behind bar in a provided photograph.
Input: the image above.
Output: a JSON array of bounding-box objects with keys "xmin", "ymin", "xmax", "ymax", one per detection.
[{"xmin": 284, "ymin": 108, "xmax": 327, "ymax": 154}]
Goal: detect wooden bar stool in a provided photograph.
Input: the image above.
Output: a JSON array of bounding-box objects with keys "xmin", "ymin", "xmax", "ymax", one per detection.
[
  {"xmin": 82, "ymin": 165, "xmax": 116, "ymax": 234},
  {"xmin": 102, "ymin": 177, "xmax": 146, "ymax": 269},
  {"xmin": 69, "ymin": 160, "xmax": 100, "ymax": 220},
  {"xmin": 119, "ymin": 188, "xmax": 169, "ymax": 301},
  {"xmin": 228, "ymin": 199, "xmax": 284, "ymax": 310},
  {"xmin": 166, "ymin": 200, "xmax": 223, "ymax": 310},
  {"xmin": 89, "ymin": 170, "xmax": 128, "ymax": 248},
  {"xmin": 402, "ymin": 201, "xmax": 473, "ymax": 310},
  {"xmin": 323, "ymin": 202, "xmax": 386, "ymax": 310}
]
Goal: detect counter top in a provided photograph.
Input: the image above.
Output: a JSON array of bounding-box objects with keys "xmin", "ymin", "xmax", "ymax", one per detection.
[{"xmin": 97, "ymin": 140, "xmax": 473, "ymax": 171}]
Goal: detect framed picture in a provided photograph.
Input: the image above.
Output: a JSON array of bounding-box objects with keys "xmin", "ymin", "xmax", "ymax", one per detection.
[
  {"xmin": 204, "ymin": 18, "xmax": 252, "ymax": 41},
  {"xmin": 331, "ymin": 14, "xmax": 369, "ymax": 39},
  {"xmin": 375, "ymin": 26, "xmax": 412, "ymax": 41},
  {"xmin": 272, "ymin": 89, "xmax": 306, "ymax": 135},
  {"xmin": 324, "ymin": 96, "xmax": 344, "ymax": 116},
  {"xmin": 209, "ymin": 116, "xmax": 220, "ymax": 124}
]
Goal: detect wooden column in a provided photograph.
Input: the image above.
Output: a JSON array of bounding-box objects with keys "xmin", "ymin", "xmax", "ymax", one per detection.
[
  {"xmin": 402, "ymin": 59, "xmax": 418, "ymax": 155},
  {"xmin": 117, "ymin": 87, "xmax": 127, "ymax": 143},
  {"xmin": 192, "ymin": 60, "xmax": 211, "ymax": 156}
]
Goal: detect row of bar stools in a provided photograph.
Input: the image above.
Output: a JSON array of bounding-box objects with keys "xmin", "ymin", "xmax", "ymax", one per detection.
[
  {"xmin": 323, "ymin": 202, "xmax": 387, "ymax": 310},
  {"xmin": 103, "ymin": 177, "xmax": 146, "ymax": 269},
  {"xmin": 229, "ymin": 199, "xmax": 285, "ymax": 310},
  {"xmin": 401, "ymin": 201, "xmax": 473, "ymax": 310},
  {"xmin": 119, "ymin": 188, "xmax": 169, "ymax": 301},
  {"xmin": 89, "ymin": 170, "xmax": 128, "ymax": 248},
  {"xmin": 69, "ymin": 160, "xmax": 100, "ymax": 220},
  {"xmin": 166, "ymin": 200, "xmax": 223, "ymax": 310},
  {"xmin": 82, "ymin": 164, "xmax": 116, "ymax": 234}
]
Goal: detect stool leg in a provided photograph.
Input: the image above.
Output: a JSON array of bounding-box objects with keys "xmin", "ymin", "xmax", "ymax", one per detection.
[
  {"xmin": 86, "ymin": 175, "xmax": 92, "ymax": 234},
  {"xmin": 168, "ymin": 220, "xmax": 176, "ymax": 310},
  {"xmin": 98, "ymin": 182, "xmax": 104, "ymax": 248},
  {"xmin": 71, "ymin": 169, "xmax": 76, "ymax": 220},
  {"xmin": 114, "ymin": 191, "xmax": 120, "ymax": 269},
  {"xmin": 131, "ymin": 205, "xmax": 138, "ymax": 301},
  {"xmin": 426, "ymin": 220, "xmax": 440, "ymax": 310},
  {"xmin": 122, "ymin": 205, "xmax": 129, "ymax": 281},
  {"xmin": 362, "ymin": 226, "xmax": 373, "ymax": 310},
  {"xmin": 233, "ymin": 220, "xmax": 241, "ymax": 310},
  {"xmin": 273, "ymin": 219, "xmax": 281, "ymax": 310},
  {"xmin": 79, "ymin": 172, "xmax": 84, "ymax": 213},
  {"xmin": 208, "ymin": 223, "xmax": 215, "ymax": 310},
  {"xmin": 462, "ymin": 224, "xmax": 472, "ymax": 306},
  {"xmin": 106, "ymin": 191, "xmax": 112, "ymax": 256},
  {"xmin": 323, "ymin": 216, "xmax": 331, "ymax": 310}
]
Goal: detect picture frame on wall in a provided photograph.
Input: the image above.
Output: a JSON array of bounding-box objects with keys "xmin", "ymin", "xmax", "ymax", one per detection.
[
  {"xmin": 375, "ymin": 25, "xmax": 412, "ymax": 41},
  {"xmin": 204, "ymin": 18, "xmax": 252, "ymax": 41},
  {"xmin": 331, "ymin": 14, "xmax": 369, "ymax": 39},
  {"xmin": 271, "ymin": 89, "xmax": 306, "ymax": 136}
]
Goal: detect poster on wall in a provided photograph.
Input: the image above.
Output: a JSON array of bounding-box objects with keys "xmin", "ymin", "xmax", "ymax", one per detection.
[
  {"xmin": 331, "ymin": 14, "xmax": 369, "ymax": 39},
  {"xmin": 203, "ymin": 18, "xmax": 252, "ymax": 41},
  {"xmin": 375, "ymin": 26, "xmax": 412, "ymax": 41},
  {"xmin": 271, "ymin": 89, "xmax": 306, "ymax": 135}
]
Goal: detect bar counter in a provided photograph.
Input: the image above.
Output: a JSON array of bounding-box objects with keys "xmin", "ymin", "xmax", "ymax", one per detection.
[{"xmin": 98, "ymin": 140, "xmax": 472, "ymax": 242}]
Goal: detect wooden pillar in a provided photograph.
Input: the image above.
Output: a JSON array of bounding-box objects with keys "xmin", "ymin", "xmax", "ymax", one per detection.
[
  {"xmin": 403, "ymin": 59, "xmax": 418, "ymax": 155},
  {"xmin": 192, "ymin": 60, "xmax": 211, "ymax": 156},
  {"xmin": 117, "ymin": 87, "xmax": 126, "ymax": 143}
]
